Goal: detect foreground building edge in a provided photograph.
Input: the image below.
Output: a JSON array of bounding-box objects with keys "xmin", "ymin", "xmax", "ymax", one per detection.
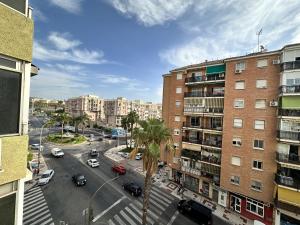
[
  {"xmin": 161, "ymin": 43, "xmax": 300, "ymax": 225},
  {"xmin": 0, "ymin": 1, "xmax": 37, "ymax": 224}
]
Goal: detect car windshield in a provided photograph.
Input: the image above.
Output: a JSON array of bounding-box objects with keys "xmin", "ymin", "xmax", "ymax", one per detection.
[
  {"xmin": 78, "ymin": 176, "xmax": 85, "ymax": 180},
  {"xmin": 41, "ymin": 174, "xmax": 50, "ymax": 178}
]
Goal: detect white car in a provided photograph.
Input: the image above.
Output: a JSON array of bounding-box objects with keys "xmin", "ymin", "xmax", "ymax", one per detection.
[
  {"xmin": 38, "ymin": 169, "xmax": 54, "ymax": 185},
  {"xmin": 31, "ymin": 144, "xmax": 44, "ymax": 151},
  {"xmin": 87, "ymin": 159, "xmax": 100, "ymax": 168},
  {"xmin": 123, "ymin": 153, "xmax": 130, "ymax": 158},
  {"xmin": 135, "ymin": 153, "xmax": 143, "ymax": 160},
  {"xmin": 51, "ymin": 148, "xmax": 64, "ymax": 158}
]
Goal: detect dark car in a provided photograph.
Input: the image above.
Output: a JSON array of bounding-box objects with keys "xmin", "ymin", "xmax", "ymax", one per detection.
[
  {"xmin": 177, "ymin": 200, "xmax": 212, "ymax": 225},
  {"xmin": 122, "ymin": 182, "xmax": 142, "ymax": 197},
  {"xmin": 112, "ymin": 165, "xmax": 126, "ymax": 175},
  {"xmin": 72, "ymin": 174, "xmax": 87, "ymax": 186},
  {"xmin": 90, "ymin": 149, "xmax": 99, "ymax": 157}
]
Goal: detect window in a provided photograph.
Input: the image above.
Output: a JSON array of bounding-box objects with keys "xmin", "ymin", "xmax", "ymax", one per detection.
[
  {"xmin": 176, "ymin": 73, "xmax": 182, "ymax": 80},
  {"xmin": 235, "ymin": 81, "xmax": 245, "ymax": 90},
  {"xmin": 232, "ymin": 137, "xmax": 242, "ymax": 147},
  {"xmin": 252, "ymin": 160, "xmax": 263, "ymax": 170},
  {"xmin": 231, "ymin": 156, "xmax": 241, "ymax": 166},
  {"xmin": 235, "ymin": 62, "xmax": 246, "ymax": 71},
  {"xmin": 250, "ymin": 180, "xmax": 263, "ymax": 192},
  {"xmin": 233, "ymin": 118, "xmax": 243, "ymax": 128},
  {"xmin": 255, "ymin": 99, "xmax": 266, "ymax": 109},
  {"xmin": 253, "ymin": 140, "xmax": 264, "ymax": 149},
  {"xmin": 257, "ymin": 59, "xmax": 268, "ymax": 68},
  {"xmin": 176, "ymin": 101, "xmax": 181, "ymax": 108},
  {"xmin": 230, "ymin": 175, "xmax": 240, "ymax": 185},
  {"xmin": 176, "ymin": 87, "xmax": 182, "ymax": 94},
  {"xmin": 254, "ymin": 120, "xmax": 265, "ymax": 130},
  {"xmin": 256, "ymin": 80, "xmax": 267, "ymax": 88},
  {"xmin": 175, "ymin": 116, "xmax": 181, "ymax": 122},
  {"xmin": 0, "ymin": 0, "xmax": 26, "ymax": 14},
  {"xmin": 286, "ymin": 78, "xmax": 300, "ymax": 86},
  {"xmin": 174, "ymin": 129, "xmax": 180, "ymax": 136},
  {"xmin": 234, "ymin": 99, "xmax": 244, "ymax": 108},
  {"xmin": 246, "ymin": 198, "xmax": 264, "ymax": 217}
]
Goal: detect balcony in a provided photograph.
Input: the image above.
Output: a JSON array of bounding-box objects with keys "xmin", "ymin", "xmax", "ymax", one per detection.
[
  {"xmin": 281, "ymin": 61, "xmax": 300, "ymax": 71},
  {"xmin": 182, "ymin": 137, "xmax": 222, "ymax": 148},
  {"xmin": 183, "ymin": 122, "xmax": 223, "ymax": 132},
  {"xmin": 276, "ymin": 152, "xmax": 300, "ymax": 165},
  {"xmin": 182, "ymin": 137, "xmax": 202, "ymax": 145},
  {"xmin": 200, "ymin": 155, "xmax": 221, "ymax": 165},
  {"xmin": 275, "ymin": 173, "xmax": 300, "ymax": 190},
  {"xmin": 184, "ymin": 107, "xmax": 224, "ymax": 114},
  {"xmin": 280, "ymin": 85, "xmax": 300, "ymax": 94},
  {"xmin": 185, "ymin": 74, "xmax": 225, "ymax": 85},
  {"xmin": 278, "ymin": 109, "xmax": 300, "ymax": 117},
  {"xmin": 277, "ymin": 130, "xmax": 300, "ymax": 142},
  {"xmin": 184, "ymin": 91, "xmax": 224, "ymax": 98}
]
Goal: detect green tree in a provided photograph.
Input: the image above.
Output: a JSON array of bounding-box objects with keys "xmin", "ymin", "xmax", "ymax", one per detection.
[
  {"xmin": 127, "ymin": 111, "xmax": 139, "ymax": 148},
  {"xmin": 52, "ymin": 112, "xmax": 71, "ymax": 142},
  {"xmin": 72, "ymin": 116, "xmax": 82, "ymax": 134},
  {"xmin": 131, "ymin": 119, "xmax": 173, "ymax": 225},
  {"xmin": 78, "ymin": 113, "xmax": 90, "ymax": 134},
  {"xmin": 121, "ymin": 116, "xmax": 130, "ymax": 148}
]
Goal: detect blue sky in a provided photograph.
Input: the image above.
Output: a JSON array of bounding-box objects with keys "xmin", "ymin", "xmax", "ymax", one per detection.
[{"xmin": 30, "ymin": 0, "xmax": 300, "ymax": 103}]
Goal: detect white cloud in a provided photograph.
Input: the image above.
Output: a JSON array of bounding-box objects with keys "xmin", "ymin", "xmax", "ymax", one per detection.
[
  {"xmin": 160, "ymin": 0, "xmax": 300, "ymax": 67},
  {"xmin": 48, "ymin": 32, "xmax": 81, "ymax": 50},
  {"xmin": 109, "ymin": 0, "xmax": 193, "ymax": 26},
  {"xmin": 49, "ymin": 0, "xmax": 83, "ymax": 14},
  {"xmin": 32, "ymin": 8, "xmax": 47, "ymax": 22}
]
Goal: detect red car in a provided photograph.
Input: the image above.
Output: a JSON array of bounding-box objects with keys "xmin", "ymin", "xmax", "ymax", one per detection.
[{"xmin": 112, "ymin": 165, "xmax": 126, "ymax": 175}]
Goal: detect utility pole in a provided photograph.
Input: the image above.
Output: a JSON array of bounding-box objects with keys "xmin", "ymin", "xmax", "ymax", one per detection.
[{"xmin": 256, "ymin": 28, "xmax": 262, "ymax": 52}]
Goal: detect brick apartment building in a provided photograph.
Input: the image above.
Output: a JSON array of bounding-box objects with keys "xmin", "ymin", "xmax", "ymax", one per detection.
[{"xmin": 162, "ymin": 43, "xmax": 300, "ymax": 225}]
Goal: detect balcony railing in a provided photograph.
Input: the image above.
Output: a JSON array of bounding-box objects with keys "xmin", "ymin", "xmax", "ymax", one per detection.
[
  {"xmin": 200, "ymin": 163, "xmax": 221, "ymax": 175},
  {"xmin": 183, "ymin": 122, "xmax": 223, "ymax": 131},
  {"xmin": 277, "ymin": 130, "xmax": 300, "ymax": 141},
  {"xmin": 182, "ymin": 137, "xmax": 222, "ymax": 148},
  {"xmin": 184, "ymin": 107, "xmax": 224, "ymax": 114},
  {"xmin": 185, "ymin": 74, "xmax": 225, "ymax": 84},
  {"xmin": 280, "ymin": 85, "xmax": 300, "ymax": 94},
  {"xmin": 184, "ymin": 92, "xmax": 224, "ymax": 97},
  {"xmin": 278, "ymin": 109, "xmax": 300, "ymax": 117},
  {"xmin": 200, "ymin": 155, "xmax": 221, "ymax": 165},
  {"xmin": 281, "ymin": 61, "xmax": 300, "ymax": 71},
  {"xmin": 276, "ymin": 152, "xmax": 300, "ymax": 165},
  {"xmin": 182, "ymin": 137, "xmax": 202, "ymax": 145},
  {"xmin": 275, "ymin": 173, "xmax": 300, "ymax": 190}
]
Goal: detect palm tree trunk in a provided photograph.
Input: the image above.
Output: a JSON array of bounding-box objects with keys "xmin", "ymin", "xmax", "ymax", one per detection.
[
  {"xmin": 142, "ymin": 166, "xmax": 152, "ymax": 225},
  {"xmin": 61, "ymin": 123, "xmax": 64, "ymax": 143},
  {"xmin": 125, "ymin": 129, "xmax": 128, "ymax": 148},
  {"xmin": 130, "ymin": 124, "xmax": 133, "ymax": 148}
]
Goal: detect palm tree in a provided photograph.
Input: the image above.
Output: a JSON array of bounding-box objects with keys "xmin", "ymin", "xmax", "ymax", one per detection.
[
  {"xmin": 72, "ymin": 116, "xmax": 82, "ymax": 134},
  {"xmin": 121, "ymin": 116, "xmax": 130, "ymax": 148},
  {"xmin": 52, "ymin": 112, "xmax": 71, "ymax": 142},
  {"xmin": 127, "ymin": 111, "xmax": 139, "ymax": 148},
  {"xmin": 131, "ymin": 119, "xmax": 173, "ymax": 225},
  {"xmin": 78, "ymin": 113, "xmax": 90, "ymax": 134}
]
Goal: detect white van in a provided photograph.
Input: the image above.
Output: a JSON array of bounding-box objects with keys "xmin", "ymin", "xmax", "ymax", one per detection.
[{"xmin": 51, "ymin": 148, "xmax": 64, "ymax": 158}]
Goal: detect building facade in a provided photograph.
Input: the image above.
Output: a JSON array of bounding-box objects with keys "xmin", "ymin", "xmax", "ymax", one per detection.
[
  {"xmin": 0, "ymin": 0, "xmax": 37, "ymax": 224},
  {"xmin": 30, "ymin": 97, "xmax": 65, "ymax": 113},
  {"xmin": 162, "ymin": 44, "xmax": 300, "ymax": 225},
  {"xmin": 65, "ymin": 95, "xmax": 105, "ymax": 122}
]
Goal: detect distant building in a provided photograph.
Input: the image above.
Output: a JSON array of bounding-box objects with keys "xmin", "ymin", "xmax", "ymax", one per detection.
[
  {"xmin": 65, "ymin": 95, "xmax": 105, "ymax": 122},
  {"xmin": 30, "ymin": 97, "xmax": 65, "ymax": 113}
]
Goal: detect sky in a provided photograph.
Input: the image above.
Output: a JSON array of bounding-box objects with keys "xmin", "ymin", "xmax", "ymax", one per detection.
[{"xmin": 29, "ymin": 0, "xmax": 300, "ymax": 103}]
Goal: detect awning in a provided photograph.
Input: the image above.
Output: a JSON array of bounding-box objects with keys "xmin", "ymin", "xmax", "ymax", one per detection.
[
  {"xmin": 31, "ymin": 64, "xmax": 39, "ymax": 77},
  {"xmin": 206, "ymin": 64, "xmax": 225, "ymax": 75}
]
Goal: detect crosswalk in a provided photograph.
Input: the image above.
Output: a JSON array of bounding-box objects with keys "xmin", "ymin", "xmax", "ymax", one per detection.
[
  {"xmin": 107, "ymin": 185, "xmax": 175, "ymax": 225},
  {"xmin": 23, "ymin": 186, "xmax": 54, "ymax": 225}
]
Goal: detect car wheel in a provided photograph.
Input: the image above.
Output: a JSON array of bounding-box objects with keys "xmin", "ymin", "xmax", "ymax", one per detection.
[{"xmin": 77, "ymin": 182, "xmax": 80, "ymax": 186}]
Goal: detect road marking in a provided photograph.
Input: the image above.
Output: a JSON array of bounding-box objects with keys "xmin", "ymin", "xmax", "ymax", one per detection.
[
  {"xmin": 120, "ymin": 210, "xmax": 137, "ymax": 225},
  {"xmin": 125, "ymin": 206, "xmax": 142, "ymax": 224},
  {"xmin": 24, "ymin": 188, "xmax": 42, "ymax": 199},
  {"xmin": 151, "ymin": 186, "xmax": 174, "ymax": 201},
  {"xmin": 108, "ymin": 219, "xmax": 116, "ymax": 225},
  {"xmin": 167, "ymin": 211, "xmax": 179, "ymax": 225},
  {"xmin": 24, "ymin": 192, "xmax": 43, "ymax": 202},
  {"xmin": 23, "ymin": 205, "xmax": 49, "ymax": 220},
  {"xmin": 129, "ymin": 203, "xmax": 154, "ymax": 225},
  {"xmin": 40, "ymin": 217, "xmax": 54, "ymax": 225},
  {"xmin": 24, "ymin": 195, "xmax": 45, "ymax": 209},
  {"xmin": 30, "ymin": 213, "xmax": 52, "ymax": 225},
  {"xmin": 114, "ymin": 215, "xmax": 126, "ymax": 225},
  {"xmin": 23, "ymin": 209, "xmax": 50, "ymax": 225},
  {"xmin": 134, "ymin": 200, "xmax": 159, "ymax": 220},
  {"xmin": 23, "ymin": 202, "xmax": 47, "ymax": 216},
  {"xmin": 149, "ymin": 198, "xmax": 166, "ymax": 211},
  {"xmin": 150, "ymin": 194, "xmax": 169, "ymax": 207},
  {"xmin": 92, "ymin": 196, "xmax": 126, "ymax": 222},
  {"xmin": 150, "ymin": 189, "xmax": 172, "ymax": 204}
]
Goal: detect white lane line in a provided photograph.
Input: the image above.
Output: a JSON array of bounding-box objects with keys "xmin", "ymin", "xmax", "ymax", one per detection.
[
  {"xmin": 134, "ymin": 200, "xmax": 159, "ymax": 220},
  {"xmin": 23, "ymin": 205, "xmax": 49, "ymax": 220},
  {"xmin": 129, "ymin": 203, "xmax": 154, "ymax": 225},
  {"xmin": 151, "ymin": 187, "xmax": 174, "ymax": 201},
  {"xmin": 150, "ymin": 190, "xmax": 172, "ymax": 204},
  {"xmin": 24, "ymin": 189, "xmax": 42, "ymax": 200},
  {"xmin": 92, "ymin": 196, "xmax": 127, "ymax": 222},
  {"xmin": 150, "ymin": 194, "xmax": 169, "ymax": 207},
  {"xmin": 23, "ymin": 199, "xmax": 46, "ymax": 212},
  {"xmin": 40, "ymin": 217, "xmax": 54, "ymax": 225},
  {"xmin": 24, "ymin": 202, "xmax": 47, "ymax": 216},
  {"xmin": 137, "ymin": 198, "xmax": 161, "ymax": 215},
  {"xmin": 149, "ymin": 198, "xmax": 165, "ymax": 211},
  {"xmin": 24, "ymin": 195, "xmax": 45, "ymax": 209},
  {"xmin": 108, "ymin": 219, "xmax": 116, "ymax": 225},
  {"xmin": 120, "ymin": 210, "xmax": 137, "ymax": 225},
  {"xmin": 24, "ymin": 192, "xmax": 43, "ymax": 202},
  {"xmin": 25, "ymin": 188, "xmax": 41, "ymax": 198},
  {"xmin": 125, "ymin": 206, "xmax": 142, "ymax": 224},
  {"xmin": 26, "ymin": 186, "xmax": 40, "ymax": 193},
  {"xmin": 167, "ymin": 211, "xmax": 179, "ymax": 225},
  {"xmin": 114, "ymin": 215, "xmax": 126, "ymax": 225},
  {"xmin": 30, "ymin": 213, "xmax": 52, "ymax": 225},
  {"xmin": 23, "ymin": 209, "xmax": 50, "ymax": 225}
]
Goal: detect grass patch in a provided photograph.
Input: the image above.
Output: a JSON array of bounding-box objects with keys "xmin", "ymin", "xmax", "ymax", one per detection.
[
  {"xmin": 47, "ymin": 133, "xmax": 86, "ymax": 144},
  {"xmin": 120, "ymin": 147, "xmax": 144, "ymax": 153}
]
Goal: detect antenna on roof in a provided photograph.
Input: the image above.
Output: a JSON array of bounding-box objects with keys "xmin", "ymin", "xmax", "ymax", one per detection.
[{"xmin": 256, "ymin": 28, "xmax": 262, "ymax": 52}]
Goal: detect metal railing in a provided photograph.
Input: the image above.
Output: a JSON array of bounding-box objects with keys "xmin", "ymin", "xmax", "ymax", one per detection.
[
  {"xmin": 276, "ymin": 152, "xmax": 300, "ymax": 165},
  {"xmin": 182, "ymin": 122, "xmax": 223, "ymax": 131},
  {"xmin": 277, "ymin": 130, "xmax": 300, "ymax": 141},
  {"xmin": 200, "ymin": 156, "xmax": 221, "ymax": 165},
  {"xmin": 182, "ymin": 137, "xmax": 202, "ymax": 145},
  {"xmin": 184, "ymin": 92, "xmax": 224, "ymax": 97},
  {"xmin": 278, "ymin": 109, "xmax": 300, "ymax": 117},
  {"xmin": 184, "ymin": 107, "xmax": 224, "ymax": 114},
  {"xmin": 182, "ymin": 137, "xmax": 222, "ymax": 148},
  {"xmin": 275, "ymin": 173, "xmax": 300, "ymax": 190},
  {"xmin": 280, "ymin": 85, "xmax": 300, "ymax": 94},
  {"xmin": 185, "ymin": 74, "xmax": 225, "ymax": 84},
  {"xmin": 281, "ymin": 61, "xmax": 300, "ymax": 71}
]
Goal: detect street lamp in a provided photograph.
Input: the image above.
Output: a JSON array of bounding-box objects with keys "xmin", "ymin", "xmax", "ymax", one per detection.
[
  {"xmin": 37, "ymin": 123, "xmax": 48, "ymax": 174},
  {"xmin": 87, "ymin": 175, "xmax": 119, "ymax": 225}
]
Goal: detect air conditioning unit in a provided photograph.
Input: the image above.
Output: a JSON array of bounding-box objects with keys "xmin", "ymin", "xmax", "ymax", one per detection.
[
  {"xmin": 270, "ymin": 101, "xmax": 278, "ymax": 107},
  {"xmin": 272, "ymin": 59, "xmax": 280, "ymax": 65},
  {"xmin": 235, "ymin": 69, "xmax": 242, "ymax": 74}
]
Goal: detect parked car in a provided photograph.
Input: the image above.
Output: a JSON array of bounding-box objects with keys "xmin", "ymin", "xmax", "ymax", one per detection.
[
  {"xmin": 38, "ymin": 169, "xmax": 54, "ymax": 185},
  {"xmin": 30, "ymin": 144, "xmax": 44, "ymax": 151},
  {"xmin": 123, "ymin": 152, "xmax": 130, "ymax": 159},
  {"xmin": 135, "ymin": 153, "xmax": 143, "ymax": 160},
  {"xmin": 90, "ymin": 149, "xmax": 99, "ymax": 157},
  {"xmin": 51, "ymin": 148, "xmax": 64, "ymax": 158},
  {"xmin": 177, "ymin": 199, "xmax": 212, "ymax": 225},
  {"xmin": 72, "ymin": 174, "xmax": 87, "ymax": 186},
  {"xmin": 87, "ymin": 159, "xmax": 100, "ymax": 168},
  {"xmin": 112, "ymin": 165, "xmax": 126, "ymax": 175},
  {"xmin": 122, "ymin": 182, "xmax": 142, "ymax": 197},
  {"xmin": 158, "ymin": 160, "xmax": 165, "ymax": 168}
]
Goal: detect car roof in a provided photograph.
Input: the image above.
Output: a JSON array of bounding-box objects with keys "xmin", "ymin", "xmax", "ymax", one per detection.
[
  {"xmin": 52, "ymin": 147, "xmax": 61, "ymax": 150},
  {"xmin": 75, "ymin": 174, "xmax": 85, "ymax": 177},
  {"xmin": 187, "ymin": 200, "xmax": 212, "ymax": 215},
  {"xmin": 89, "ymin": 159, "xmax": 98, "ymax": 162},
  {"xmin": 43, "ymin": 169, "xmax": 53, "ymax": 174}
]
